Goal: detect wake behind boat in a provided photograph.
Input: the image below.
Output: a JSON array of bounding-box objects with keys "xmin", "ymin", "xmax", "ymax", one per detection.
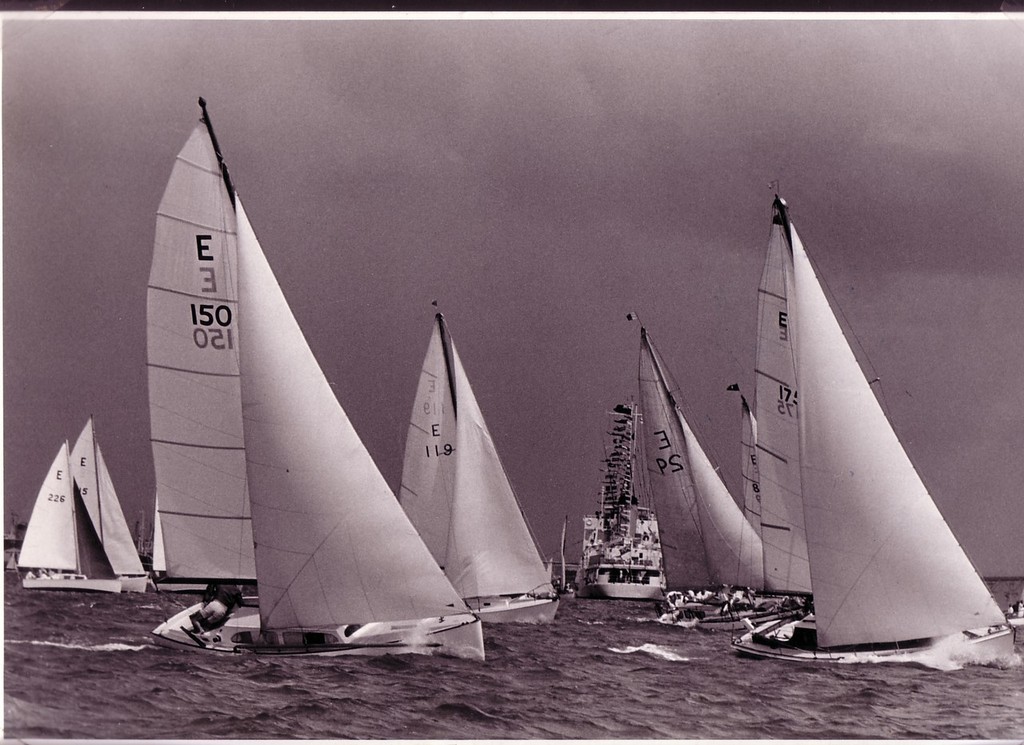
[
  {"xmin": 398, "ymin": 313, "xmax": 558, "ymax": 624},
  {"xmin": 732, "ymin": 196, "xmax": 1012, "ymax": 664},
  {"xmin": 149, "ymin": 100, "xmax": 483, "ymax": 659}
]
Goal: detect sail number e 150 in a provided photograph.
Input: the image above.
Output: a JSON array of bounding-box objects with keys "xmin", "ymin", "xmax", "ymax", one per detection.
[{"xmin": 189, "ymin": 303, "xmax": 234, "ymax": 350}]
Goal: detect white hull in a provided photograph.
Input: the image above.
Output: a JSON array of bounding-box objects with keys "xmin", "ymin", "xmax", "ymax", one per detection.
[
  {"xmin": 733, "ymin": 614, "xmax": 1015, "ymax": 664},
  {"xmin": 577, "ymin": 579, "xmax": 663, "ymax": 601},
  {"xmin": 118, "ymin": 575, "xmax": 151, "ymax": 593},
  {"xmin": 22, "ymin": 574, "xmax": 122, "ymax": 593},
  {"xmin": 469, "ymin": 595, "xmax": 559, "ymax": 624},
  {"xmin": 152, "ymin": 603, "xmax": 485, "ymax": 660}
]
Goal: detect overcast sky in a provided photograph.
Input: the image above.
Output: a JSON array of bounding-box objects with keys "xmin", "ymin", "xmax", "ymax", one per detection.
[{"xmin": 4, "ymin": 13, "xmax": 1024, "ymax": 578}]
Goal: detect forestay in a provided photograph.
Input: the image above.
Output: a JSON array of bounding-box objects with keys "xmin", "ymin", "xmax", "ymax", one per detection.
[
  {"xmin": 235, "ymin": 201, "xmax": 468, "ymax": 630},
  {"xmin": 147, "ymin": 124, "xmax": 255, "ymax": 582}
]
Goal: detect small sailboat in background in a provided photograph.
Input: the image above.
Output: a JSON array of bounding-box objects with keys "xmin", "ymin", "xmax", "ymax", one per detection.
[
  {"xmin": 150, "ymin": 100, "xmax": 483, "ymax": 659},
  {"xmin": 636, "ymin": 324, "xmax": 790, "ymax": 630},
  {"xmin": 18, "ymin": 439, "xmax": 122, "ymax": 593},
  {"xmin": 733, "ymin": 196, "xmax": 1012, "ymax": 663},
  {"xmin": 69, "ymin": 417, "xmax": 149, "ymax": 592},
  {"xmin": 576, "ymin": 403, "xmax": 666, "ymax": 601},
  {"xmin": 399, "ymin": 312, "xmax": 558, "ymax": 623}
]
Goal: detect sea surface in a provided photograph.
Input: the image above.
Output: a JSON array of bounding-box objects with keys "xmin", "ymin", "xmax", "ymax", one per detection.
[{"xmin": 4, "ymin": 578, "xmax": 1024, "ymax": 740}]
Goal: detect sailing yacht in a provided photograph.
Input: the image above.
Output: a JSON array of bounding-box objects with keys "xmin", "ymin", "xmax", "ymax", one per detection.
[
  {"xmin": 637, "ymin": 327, "xmax": 796, "ymax": 630},
  {"xmin": 398, "ymin": 313, "xmax": 558, "ymax": 623},
  {"xmin": 150, "ymin": 100, "xmax": 483, "ymax": 659},
  {"xmin": 576, "ymin": 403, "xmax": 666, "ymax": 601},
  {"xmin": 733, "ymin": 196, "xmax": 1012, "ymax": 662},
  {"xmin": 18, "ymin": 439, "xmax": 121, "ymax": 592},
  {"xmin": 68, "ymin": 418, "xmax": 149, "ymax": 592}
]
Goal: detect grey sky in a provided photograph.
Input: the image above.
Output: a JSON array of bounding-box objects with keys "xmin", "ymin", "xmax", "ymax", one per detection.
[{"xmin": 4, "ymin": 14, "xmax": 1024, "ymax": 577}]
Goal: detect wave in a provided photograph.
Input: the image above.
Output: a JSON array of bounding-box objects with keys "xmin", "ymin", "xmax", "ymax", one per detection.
[
  {"xmin": 6, "ymin": 639, "xmax": 149, "ymax": 652},
  {"xmin": 608, "ymin": 643, "xmax": 688, "ymax": 662}
]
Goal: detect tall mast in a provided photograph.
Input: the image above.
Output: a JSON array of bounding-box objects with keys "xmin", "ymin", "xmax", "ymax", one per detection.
[
  {"xmin": 90, "ymin": 416, "xmax": 104, "ymax": 544},
  {"xmin": 198, "ymin": 97, "xmax": 236, "ymax": 210},
  {"xmin": 435, "ymin": 313, "xmax": 459, "ymax": 420}
]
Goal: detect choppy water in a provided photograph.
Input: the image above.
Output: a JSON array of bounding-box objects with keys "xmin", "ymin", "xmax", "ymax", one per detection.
[{"xmin": 4, "ymin": 578, "xmax": 1024, "ymax": 740}]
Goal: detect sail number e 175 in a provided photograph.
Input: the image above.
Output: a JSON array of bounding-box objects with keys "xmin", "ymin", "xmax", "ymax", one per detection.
[{"xmin": 189, "ymin": 303, "xmax": 234, "ymax": 350}]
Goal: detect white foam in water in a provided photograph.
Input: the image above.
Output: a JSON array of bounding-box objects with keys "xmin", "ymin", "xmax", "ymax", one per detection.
[
  {"xmin": 609, "ymin": 643, "xmax": 688, "ymax": 662},
  {"xmin": 837, "ymin": 633, "xmax": 1022, "ymax": 671},
  {"xmin": 7, "ymin": 639, "xmax": 149, "ymax": 652}
]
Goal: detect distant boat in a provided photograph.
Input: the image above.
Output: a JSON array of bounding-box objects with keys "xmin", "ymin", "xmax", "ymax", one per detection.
[
  {"xmin": 68, "ymin": 417, "xmax": 149, "ymax": 592},
  {"xmin": 398, "ymin": 313, "xmax": 558, "ymax": 623},
  {"xmin": 637, "ymin": 328, "xmax": 798, "ymax": 631},
  {"xmin": 151, "ymin": 100, "xmax": 483, "ymax": 659},
  {"xmin": 18, "ymin": 438, "xmax": 121, "ymax": 593},
  {"xmin": 576, "ymin": 403, "xmax": 666, "ymax": 601},
  {"xmin": 733, "ymin": 196, "xmax": 1012, "ymax": 663}
]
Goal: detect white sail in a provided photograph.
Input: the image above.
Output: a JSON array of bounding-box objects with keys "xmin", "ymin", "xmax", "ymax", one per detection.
[
  {"xmin": 147, "ymin": 124, "xmax": 255, "ymax": 582},
  {"xmin": 400, "ymin": 314, "xmax": 553, "ymax": 601},
  {"xmin": 69, "ymin": 418, "xmax": 146, "ymax": 576},
  {"xmin": 18, "ymin": 442, "xmax": 78, "ymax": 571},
  {"xmin": 235, "ymin": 200, "xmax": 468, "ymax": 630},
  {"xmin": 151, "ymin": 495, "xmax": 166, "ymax": 573},
  {"xmin": 787, "ymin": 205, "xmax": 1006, "ymax": 647},
  {"xmin": 739, "ymin": 396, "xmax": 762, "ymax": 535},
  {"xmin": 397, "ymin": 319, "xmax": 457, "ymax": 566},
  {"xmin": 638, "ymin": 328, "xmax": 763, "ymax": 589},
  {"xmin": 753, "ymin": 201, "xmax": 812, "ymax": 594}
]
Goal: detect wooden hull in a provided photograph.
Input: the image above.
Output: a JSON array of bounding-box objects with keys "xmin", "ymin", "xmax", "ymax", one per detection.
[
  {"xmin": 733, "ymin": 614, "xmax": 1015, "ymax": 664},
  {"xmin": 469, "ymin": 595, "xmax": 559, "ymax": 624},
  {"xmin": 151, "ymin": 603, "xmax": 485, "ymax": 660},
  {"xmin": 22, "ymin": 575, "xmax": 122, "ymax": 593}
]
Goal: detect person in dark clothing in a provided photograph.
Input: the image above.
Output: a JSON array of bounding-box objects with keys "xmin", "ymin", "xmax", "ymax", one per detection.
[{"xmin": 190, "ymin": 583, "xmax": 242, "ymax": 632}]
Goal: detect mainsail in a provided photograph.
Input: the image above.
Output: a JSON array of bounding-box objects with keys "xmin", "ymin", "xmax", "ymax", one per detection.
[
  {"xmin": 637, "ymin": 327, "xmax": 763, "ymax": 590},
  {"xmin": 752, "ymin": 198, "xmax": 812, "ymax": 594},
  {"xmin": 17, "ymin": 442, "xmax": 78, "ymax": 571},
  {"xmin": 399, "ymin": 314, "xmax": 553, "ymax": 601},
  {"xmin": 147, "ymin": 122, "xmax": 255, "ymax": 583},
  {"xmin": 69, "ymin": 418, "xmax": 146, "ymax": 577},
  {"xmin": 783, "ymin": 198, "xmax": 1005, "ymax": 647},
  {"xmin": 235, "ymin": 203, "xmax": 469, "ymax": 630}
]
